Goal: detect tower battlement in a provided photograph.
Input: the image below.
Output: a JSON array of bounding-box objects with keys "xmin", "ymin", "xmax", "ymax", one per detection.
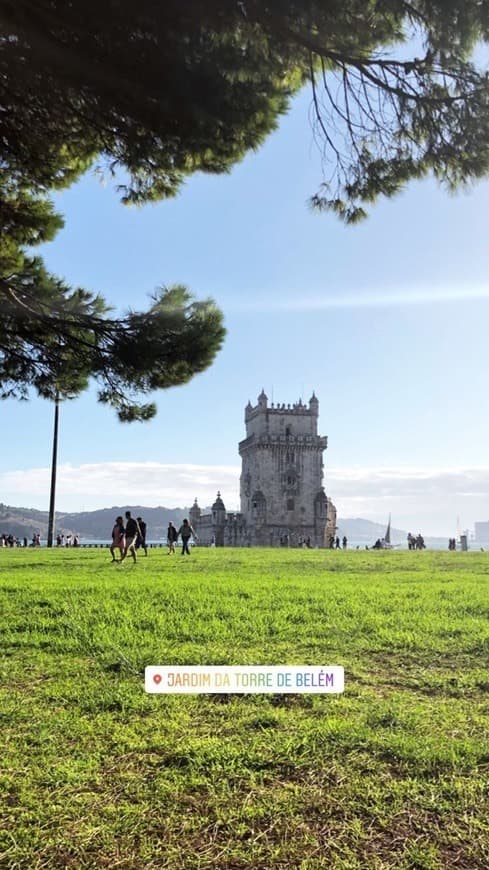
[
  {"xmin": 244, "ymin": 391, "xmax": 321, "ymax": 441},
  {"xmin": 245, "ymin": 391, "xmax": 319, "ymax": 422}
]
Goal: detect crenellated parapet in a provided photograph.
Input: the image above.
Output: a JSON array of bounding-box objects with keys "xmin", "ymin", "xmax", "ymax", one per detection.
[{"xmin": 245, "ymin": 392, "xmax": 319, "ymax": 423}]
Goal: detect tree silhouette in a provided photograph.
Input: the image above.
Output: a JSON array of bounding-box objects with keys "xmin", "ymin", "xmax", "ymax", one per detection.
[{"xmin": 1, "ymin": 0, "xmax": 488, "ymax": 409}]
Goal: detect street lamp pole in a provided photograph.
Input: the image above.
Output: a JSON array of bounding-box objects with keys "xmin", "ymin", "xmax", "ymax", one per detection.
[{"xmin": 47, "ymin": 389, "xmax": 60, "ymax": 548}]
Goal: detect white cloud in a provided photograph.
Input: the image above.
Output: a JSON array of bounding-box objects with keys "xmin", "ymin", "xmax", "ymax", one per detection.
[
  {"xmin": 0, "ymin": 462, "xmax": 241, "ymax": 512},
  {"xmin": 327, "ymin": 466, "xmax": 489, "ymax": 535},
  {"xmin": 2, "ymin": 462, "xmax": 489, "ymax": 535}
]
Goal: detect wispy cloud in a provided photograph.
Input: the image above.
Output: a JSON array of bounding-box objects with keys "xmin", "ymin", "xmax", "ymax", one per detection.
[
  {"xmin": 2, "ymin": 462, "xmax": 489, "ymax": 535},
  {"xmin": 227, "ymin": 284, "xmax": 489, "ymax": 313},
  {"xmin": 327, "ymin": 466, "xmax": 489, "ymax": 535},
  {"xmin": 0, "ymin": 462, "xmax": 241, "ymax": 512}
]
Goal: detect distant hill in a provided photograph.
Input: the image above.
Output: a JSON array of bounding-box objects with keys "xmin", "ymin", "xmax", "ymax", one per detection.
[
  {"xmin": 57, "ymin": 506, "xmax": 189, "ymax": 540},
  {"xmin": 0, "ymin": 504, "xmax": 447, "ymax": 546},
  {"xmin": 0, "ymin": 503, "xmax": 189, "ymax": 541},
  {"xmin": 336, "ymin": 517, "xmax": 405, "ymax": 544},
  {"xmin": 0, "ymin": 504, "xmax": 56, "ymax": 541}
]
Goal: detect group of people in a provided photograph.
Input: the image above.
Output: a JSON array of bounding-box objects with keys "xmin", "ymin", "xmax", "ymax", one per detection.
[
  {"xmin": 371, "ymin": 538, "xmax": 389, "ymax": 549},
  {"xmin": 1, "ymin": 533, "xmax": 29, "ymax": 547},
  {"xmin": 110, "ymin": 511, "xmax": 147, "ymax": 563},
  {"xmin": 2, "ymin": 532, "xmax": 81, "ymax": 547},
  {"xmin": 166, "ymin": 519, "xmax": 197, "ymax": 555},
  {"xmin": 407, "ymin": 533, "xmax": 426, "ymax": 550},
  {"xmin": 56, "ymin": 533, "xmax": 79, "ymax": 547},
  {"xmin": 110, "ymin": 515, "xmax": 197, "ymax": 562},
  {"xmin": 2, "ymin": 532, "xmax": 82, "ymax": 547},
  {"xmin": 327, "ymin": 536, "xmax": 348, "ymax": 549}
]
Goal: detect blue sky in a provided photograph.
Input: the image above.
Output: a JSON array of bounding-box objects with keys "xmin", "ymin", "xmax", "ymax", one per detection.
[{"xmin": 2, "ymin": 87, "xmax": 489, "ymax": 536}]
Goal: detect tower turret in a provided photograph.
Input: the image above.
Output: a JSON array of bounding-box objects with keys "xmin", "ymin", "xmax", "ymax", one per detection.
[
  {"xmin": 212, "ymin": 491, "xmax": 226, "ymax": 547},
  {"xmin": 309, "ymin": 391, "xmax": 319, "ymax": 416},
  {"xmin": 257, "ymin": 389, "xmax": 268, "ymax": 409},
  {"xmin": 189, "ymin": 498, "xmax": 201, "ymax": 528}
]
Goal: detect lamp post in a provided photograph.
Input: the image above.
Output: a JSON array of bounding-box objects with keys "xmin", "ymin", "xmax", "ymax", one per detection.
[{"xmin": 47, "ymin": 389, "xmax": 60, "ymax": 548}]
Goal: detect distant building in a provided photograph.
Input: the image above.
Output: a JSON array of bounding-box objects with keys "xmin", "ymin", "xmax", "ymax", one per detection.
[
  {"xmin": 192, "ymin": 391, "xmax": 336, "ymax": 547},
  {"xmin": 474, "ymin": 521, "xmax": 489, "ymax": 542}
]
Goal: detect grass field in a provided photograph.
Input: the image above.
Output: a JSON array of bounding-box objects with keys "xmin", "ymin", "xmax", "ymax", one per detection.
[{"xmin": 1, "ymin": 547, "xmax": 488, "ymax": 869}]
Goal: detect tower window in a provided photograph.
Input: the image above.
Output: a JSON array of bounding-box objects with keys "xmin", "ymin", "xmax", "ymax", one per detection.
[
  {"xmin": 285, "ymin": 425, "xmax": 291, "ymax": 436},
  {"xmin": 287, "ymin": 498, "xmax": 294, "ymax": 511}
]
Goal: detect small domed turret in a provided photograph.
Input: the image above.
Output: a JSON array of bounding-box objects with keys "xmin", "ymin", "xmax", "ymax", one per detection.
[
  {"xmin": 212, "ymin": 491, "xmax": 226, "ymax": 512},
  {"xmin": 257, "ymin": 389, "xmax": 268, "ymax": 408},
  {"xmin": 212, "ymin": 491, "xmax": 226, "ymax": 530},
  {"xmin": 309, "ymin": 391, "xmax": 319, "ymax": 414},
  {"xmin": 189, "ymin": 498, "xmax": 201, "ymax": 525}
]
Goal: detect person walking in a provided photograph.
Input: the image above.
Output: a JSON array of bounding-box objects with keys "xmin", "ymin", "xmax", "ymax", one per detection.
[
  {"xmin": 136, "ymin": 516, "xmax": 148, "ymax": 555},
  {"xmin": 110, "ymin": 516, "xmax": 125, "ymax": 562},
  {"xmin": 122, "ymin": 511, "xmax": 141, "ymax": 563},
  {"xmin": 177, "ymin": 518, "xmax": 196, "ymax": 555},
  {"xmin": 167, "ymin": 522, "xmax": 178, "ymax": 554},
  {"xmin": 342, "ymin": 535, "xmax": 347, "ymax": 549}
]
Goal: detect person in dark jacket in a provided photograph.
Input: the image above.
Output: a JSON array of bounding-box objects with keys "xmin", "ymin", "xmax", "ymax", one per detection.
[
  {"xmin": 167, "ymin": 522, "xmax": 178, "ymax": 554},
  {"xmin": 136, "ymin": 516, "xmax": 148, "ymax": 555},
  {"xmin": 177, "ymin": 518, "xmax": 196, "ymax": 555},
  {"xmin": 122, "ymin": 511, "xmax": 141, "ymax": 563}
]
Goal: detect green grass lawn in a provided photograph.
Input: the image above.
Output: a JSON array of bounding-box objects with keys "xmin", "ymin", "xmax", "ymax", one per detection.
[{"xmin": 1, "ymin": 548, "xmax": 488, "ymax": 869}]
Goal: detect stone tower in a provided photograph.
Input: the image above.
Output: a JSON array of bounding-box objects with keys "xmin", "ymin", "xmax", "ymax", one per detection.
[{"xmin": 239, "ymin": 390, "xmax": 333, "ymax": 547}]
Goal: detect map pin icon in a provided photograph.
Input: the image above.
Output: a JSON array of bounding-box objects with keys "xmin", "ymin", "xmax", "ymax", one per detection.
[{"xmin": 153, "ymin": 673, "xmax": 162, "ymax": 685}]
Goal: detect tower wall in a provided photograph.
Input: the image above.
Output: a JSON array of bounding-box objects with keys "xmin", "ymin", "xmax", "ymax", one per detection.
[
  {"xmin": 239, "ymin": 393, "xmax": 331, "ymax": 547},
  {"xmin": 192, "ymin": 392, "xmax": 335, "ymax": 548}
]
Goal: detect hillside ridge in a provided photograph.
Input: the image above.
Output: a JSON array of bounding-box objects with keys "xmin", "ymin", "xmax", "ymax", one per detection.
[{"xmin": 0, "ymin": 503, "xmax": 442, "ymax": 544}]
